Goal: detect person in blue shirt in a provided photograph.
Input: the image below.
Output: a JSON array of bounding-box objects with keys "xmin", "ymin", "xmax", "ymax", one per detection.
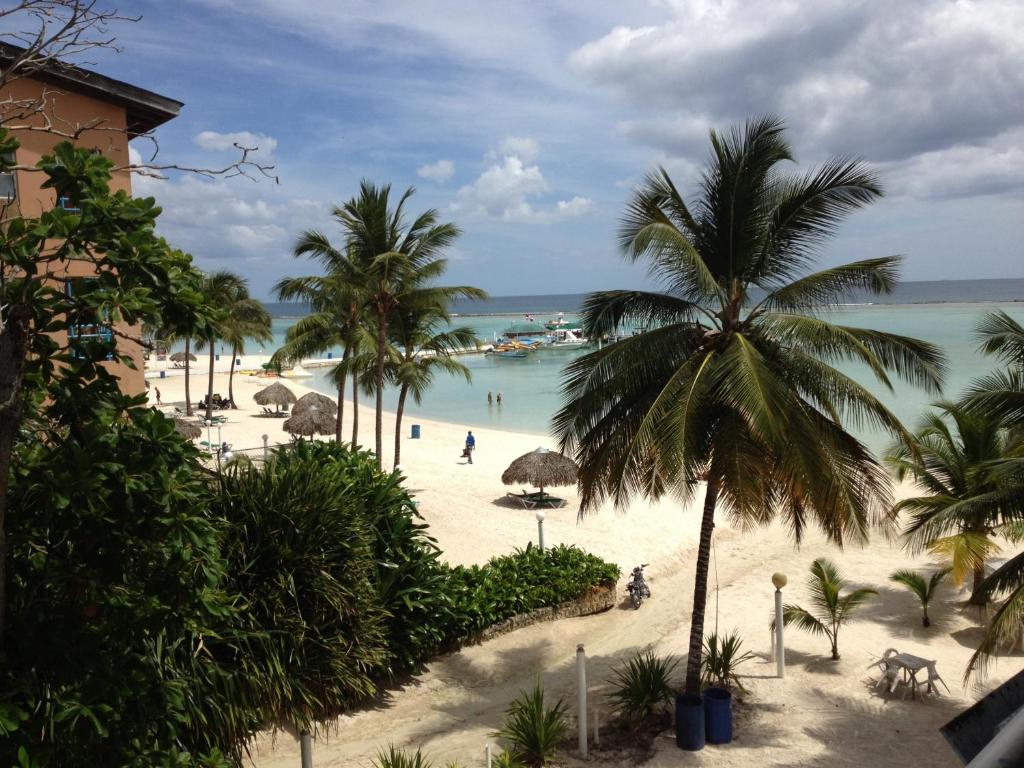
[{"xmin": 465, "ymin": 431, "xmax": 476, "ymax": 464}]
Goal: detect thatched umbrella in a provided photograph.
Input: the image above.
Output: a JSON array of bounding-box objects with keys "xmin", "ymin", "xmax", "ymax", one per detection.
[
  {"xmin": 501, "ymin": 447, "xmax": 579, "ymax": 498},
  {"xmin": 283, "ymin": 405, "xmax": 336, "ymax": 437},
  {"xmin": 169, "ymin": 351, "xmax": 196, "ymax": 363},
  {"xmin": 253, "ymin": 381, "xmax": 297, "ymax": 412},
  {"xmin": 173, "ymin": 417, "xmax": 202, "ymax": 440},
  {"xmin": 294, "ymin": 391, "xmax": 337, "ymax": 416}
]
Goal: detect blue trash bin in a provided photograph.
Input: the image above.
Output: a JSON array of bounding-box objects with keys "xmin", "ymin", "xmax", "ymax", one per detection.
[
  {"xmin": 411, "ymin": 424, "xmax": 421, "ymax": 439},
  {"xmin": 159, "ymin": 370, "xmax": 166, "ymax": 379},
  {"xmin": 704, "ymin": 687, "xmax": 733, "ymax": 744},
  {"xmin": 675, "ymin": 693, "xmax": 705, "ymax": 751}
]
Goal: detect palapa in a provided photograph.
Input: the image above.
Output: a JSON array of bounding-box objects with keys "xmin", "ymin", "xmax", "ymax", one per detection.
[
  {"xmin": 501, "ymin": 447, "xmax": 579, "ymax": 497},
  {"xmin": 283, "ymin": 405, "xmax": 336, "ymax": 437},
  {"xmin": 169, "ymin": 351, "xmax": 196, "ymax": 362},
  {"xmin": 294, "ymin": 391, "xmax": 337, "ymax": 416},
  {"xmin": 173, "ymin": 417, "xmax": 202, "ymax": 439},
  {"xmin": 253, "ymin": 381, "xmax": 297, "ymax": 411}
]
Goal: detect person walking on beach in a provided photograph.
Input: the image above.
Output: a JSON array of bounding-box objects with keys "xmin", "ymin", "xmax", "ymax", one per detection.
[
  {"xmin": 465, "ymin": 430, "xmax": 476, "ymax": 464},
  {"xmin": 487, "ymin": 391, "xmax": 493, "ymax": 405},
  {"xmin": 155, "ymin": 387, "xmax": 162, "ymax": 405}
]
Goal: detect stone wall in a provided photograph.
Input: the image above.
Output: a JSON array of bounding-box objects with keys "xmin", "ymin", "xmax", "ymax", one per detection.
[{"xmin": 475, "ymin": 581, "xmax": 618, "ymax": 643}]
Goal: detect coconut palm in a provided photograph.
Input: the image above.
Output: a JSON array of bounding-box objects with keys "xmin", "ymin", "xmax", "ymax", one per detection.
[
  {"xmin": 154, "ymin": 266, "xmax": 207, "ymax": 416},
  {"xmin": 780, "ymin": 558, "xmax": 877, "ymax": 660},
  {"xmin": 889, "ymin": 567, "xmax": 950, "ymax": 627},
  {"xmin": 389, "ymin": 302, "xmax": 477, "ymax": 468},
  {"xmin": 885, "ymin": 403, "xmax": 1021, "ymax": 604},
  {"xmin": 553, "ymin": 116, "xmax": 945, "ymax": 692},
  {"xmin": 220, "ymin": 283, "xmax": 272, "ymax": 408},
  {"xmin": 196, "ymin": 271, "xmax": 247, "ymax": 422},
  {"xmin": 336, "ymin": 181, "xmax": 485, "ymax": 465}
]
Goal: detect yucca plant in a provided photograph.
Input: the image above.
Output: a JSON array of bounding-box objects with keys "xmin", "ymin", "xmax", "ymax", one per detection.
[
  {"xmin": 890, "ymin": 567, "xmax": 951, "ymax": 627},
  {"xmin": 607, "ymin": 650, "xmax": 678, "ymax": 727},
  {"xmin": 492, "ymin": 752, "xmax": 525, "ymax": 768},
  {"xmin": 702, "ymin": 631, "xmax": 755, "ymax": 690},
  {"xmin": 779, "ymin": 558, "xmax": 877, "ymax": 660},
  {"xmin": 496, "ymin": 680, "xmax": 569, "ymax": 767},
  {"xmin": 372, "ymin": 745, "xmax": 433, "ymax": 768}
]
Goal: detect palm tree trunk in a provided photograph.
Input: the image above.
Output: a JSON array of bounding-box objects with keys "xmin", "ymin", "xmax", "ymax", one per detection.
[
  {"xmin": 922, "ymin": 606, "xmax": 930, "ymax": 628},
  {"xmin": 375, "ymin": 316, "xmax": 387, "ymax": 467},
  {"xmin": 969, "ymin": 563, "xmax": 988, "ymax": 606},
  {"xmin": 184, "ymin": 337, "xmax": 192, "ymax": 416},
  {"xmin": 335, "ymin": 347, "xmax": 350, "ymax": 444},
  {"xmin": 684, "ymin": 476, "xmax": 720, "ymax": 694},
  {"xmin": 351, "ymin": 372, "xmax": 360, "ymax": 447},
  {"xmin": 228, "ymin": 344, "xmax": 238, "ymax": 408},
  {"xmin": 205, "ymin": 340, "xmax": 215, "ymax": 422},
  {"xmin": 394, "ymin": 382, "xmax": 409, "ymax": 470}
]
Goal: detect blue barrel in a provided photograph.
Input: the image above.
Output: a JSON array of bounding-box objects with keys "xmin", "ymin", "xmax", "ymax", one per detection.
[
  {"xmin": 675, "ymin": 693, "xmax": 705, "ymax": 751},
  {"xmin": 327, "ymin": 352, "xmax": 333, "ymax": 359},
  {"xmin": 704, "ymin": 687, "xmax": 732, "ymax": 744},
  {"xmin": 159, "ymin": 370, "xmax": 166, "ymax": 379},
  {"xmin": 411, "ymin": 424, "xmax": 421, "ymax": 439}
]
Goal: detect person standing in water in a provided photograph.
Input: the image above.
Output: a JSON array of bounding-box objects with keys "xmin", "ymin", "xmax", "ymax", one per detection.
[
  {"xmin": 496, "ymin": 392, "xmax": 503, "ymax": 405},
  {"xmin": 487, "ymin": 391, "xmax": 493, "ymax": 405},
  {"xmin": 465, "ymin": 430, "xmax": 476, "ymax": 464}
]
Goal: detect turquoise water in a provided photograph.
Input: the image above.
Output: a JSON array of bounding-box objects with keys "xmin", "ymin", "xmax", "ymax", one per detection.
[{"xmin": 257, "ymin": 303, "xmax": 1024, "ymax": 453}]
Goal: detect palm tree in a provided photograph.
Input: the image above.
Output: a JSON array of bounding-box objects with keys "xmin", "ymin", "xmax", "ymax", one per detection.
[
  {"xmin": 889, "ymin": 567, "xmax": 950, "ymax": 627},
  {"xmin": 221, "ymin": 283, "xmax": 271, "ymax": 408},
  {"xmin": 780, "ymin": 558, "xmax": 877, "ymax": 660},
  {"xmin": 197, "ymin": 271, "xmax": 247, "ymax": 423},
  {"xmin": 155, "ymin": 265, "xmax": 206, "ymax": 416},
  {"xmin": 886, "ymin": 403, "xmax": 1020, "ymax": 604},
  {"xmin": 336, "ymin": 181, "xmax": 484, "ymax": 465},
  {"xmin": 389, "ymin": 302, "xmax": 477, "ymax": 468},
  {"xmin": 553, "ymin": 116, "xmax": 945, "ymax": 693}
]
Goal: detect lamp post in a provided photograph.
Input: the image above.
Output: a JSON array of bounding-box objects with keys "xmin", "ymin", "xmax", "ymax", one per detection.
[
  {"xmin": 536, "ymin": 509, "xmax": 546, "ymax": 552},
  {"xmin": 772, "ymin": 572, "xmax": 787, "ymax": 678},
  {"xmin": 205, "ymin": 419, "xmax": 213, "ymax": 453}
]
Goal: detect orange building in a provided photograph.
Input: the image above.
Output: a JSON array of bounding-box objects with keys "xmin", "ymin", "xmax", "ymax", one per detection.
[{"xmin": 0, "ymin": 43, "xmax": 182, "ymax": 395}]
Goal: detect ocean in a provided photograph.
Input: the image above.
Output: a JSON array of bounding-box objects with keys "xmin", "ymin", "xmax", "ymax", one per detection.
[{"xmin": 254, "ymin": 279, "xmax": 1024, "ymax": 451}]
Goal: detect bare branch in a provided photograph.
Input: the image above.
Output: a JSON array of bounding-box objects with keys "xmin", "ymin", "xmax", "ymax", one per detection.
[{"xmin": 125, "ymin": 141, "xmax": 279, "ymax": 183}]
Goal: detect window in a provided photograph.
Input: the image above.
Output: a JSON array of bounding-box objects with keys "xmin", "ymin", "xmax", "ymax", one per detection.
[
  {"xmin": 0, "ymin": 151, "xmax": 16, "ymax": 204},
  {"xmin": 65, "ymin": 279, "xmax": 114, "ymax": 360},
  {"xmin": 57, "ymin": 194, "xmax": 81, "ymax": 213}
]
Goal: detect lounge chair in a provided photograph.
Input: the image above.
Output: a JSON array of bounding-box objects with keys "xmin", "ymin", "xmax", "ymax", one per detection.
[{"xmin": 505, "ymin": 490, "xmax": 567, "ymax": 509}]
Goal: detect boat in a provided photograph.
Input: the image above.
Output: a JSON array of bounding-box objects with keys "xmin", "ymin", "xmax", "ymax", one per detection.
[
  {"xmin": 546, "ymin": 328, "xmax": 588, "ymax": 349},
  {"xmin": 486, "ymin": 338, "xmax": 539, "ymax": 358},
  {"xmin": 282, "ymin": 364, "xmax": 313, "ymax": 379}
]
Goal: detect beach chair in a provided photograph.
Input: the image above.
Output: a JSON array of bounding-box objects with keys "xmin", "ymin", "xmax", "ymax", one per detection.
[
  {"xmin": 869, "ymin": 648, "xmax": 901, "ymax": 693},
  {"xmin": 506, "ymin": 491, "xmax": 538, "ymax": 509},
  {"xmin": 921, "ymin": 662, "xmax": 949, "ymax": 696}
]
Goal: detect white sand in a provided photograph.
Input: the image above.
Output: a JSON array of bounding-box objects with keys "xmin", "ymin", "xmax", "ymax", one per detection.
[{"xmin": 151, "ymin": 369, "xmax": 1017, "ymax": 768}]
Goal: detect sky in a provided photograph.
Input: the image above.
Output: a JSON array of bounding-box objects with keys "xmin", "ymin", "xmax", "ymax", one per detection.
[{"xmin": 46, "ymin": 1, "xmax": 1024, "ymax": 299}]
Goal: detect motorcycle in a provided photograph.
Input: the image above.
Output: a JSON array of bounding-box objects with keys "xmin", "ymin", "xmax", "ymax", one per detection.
[{"xmin": 626, "ymin": 563, "xmax": 651, "ymax": 609}]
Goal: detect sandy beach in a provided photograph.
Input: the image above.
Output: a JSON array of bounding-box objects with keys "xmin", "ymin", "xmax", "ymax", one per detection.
[{"xmin": 150, "ymin": 366, "xmax": 1016, "ymax": 768}]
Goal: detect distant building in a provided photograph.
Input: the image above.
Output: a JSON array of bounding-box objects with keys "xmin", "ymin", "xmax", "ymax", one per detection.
[{"xmin": 0, "ymin": 43, "xmax": 182, "ymax": 395}]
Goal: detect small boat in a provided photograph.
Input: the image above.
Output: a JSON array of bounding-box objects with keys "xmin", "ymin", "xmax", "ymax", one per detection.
[
  {"xmin": 282, "ymin": 364, "xmax": 313, "ymax": 379},
  {"xmin": 546, "ymin": 328, "xmax": 588, "ymax": 349},
  {"xmin": 486, "ymin": 338, "xmax": 537, "ymax": 358}
]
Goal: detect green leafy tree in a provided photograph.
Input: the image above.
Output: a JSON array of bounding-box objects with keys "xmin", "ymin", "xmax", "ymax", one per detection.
[
  {"xmin": 780, "ymin": 558, "xmax": 877, "ymax": 660},
  {"xmin": 889, "ymin": 567, "xmax": 951, "ymax": 627},
  {"xmin": 553, "ymin": 116, "xmax": 944, "ymax": 692},
  {"xmin": 389, "ymin": 302, "xmax": 476, "ymax": 467},
  {"xmin": 886, "ymin": 403, "xmax": 1021, "ymax": 604},
  {"xmin": 335, "ymin": 181, "xmax": 484, "ymax": 465}
]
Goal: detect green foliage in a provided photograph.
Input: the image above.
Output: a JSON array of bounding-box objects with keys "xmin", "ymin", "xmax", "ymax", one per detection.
[
  {"xmin": 780, "ymin": 558, "xmax": 877, "ymax": 660},
  {"xmin": 496, "ymin": 681, "xmax": 569, "ymax": 767},
  {"xmin": 372, "ymin": 745, "xmax": 433, "ymax": 768},
  {"xmin": 889, "ymin": 567, "xmax": 950, "ymax": 627},
  {"xmin": 492, "ymin": 751, "xmax": 525, "ymax": 768},
  {"xmin": 444, "ymin": 544, "xmax": 620, "ymax": 643},
  {"xmin": 607, "ymin": 650, "xmax": 678, "ymax": 726},
  {"xmin": 702, "ymin": 631, "xmax": 755, "ymax": 691}
]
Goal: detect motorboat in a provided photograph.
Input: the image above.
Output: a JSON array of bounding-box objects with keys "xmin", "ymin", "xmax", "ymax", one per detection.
[{"xmin": 282, "ymin": 364, "xmax": 313, "ymax": 378}]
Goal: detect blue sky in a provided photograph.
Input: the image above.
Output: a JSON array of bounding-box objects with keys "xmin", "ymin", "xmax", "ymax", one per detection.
[{"xmin": 68, "ymin": 1, "xmax": 1024, "ymax": 299}]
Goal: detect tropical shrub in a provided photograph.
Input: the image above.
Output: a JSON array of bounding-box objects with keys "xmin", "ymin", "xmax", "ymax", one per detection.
[
  {"xmin": 493, "ymin": 751, "xmax": 525, "ymax": 768},
  {"xmin": 607, "ymin": 650, "xmax": 678, "ymax": 726},
  {"xmin": 780, "ymin": 558, "xmax": 877, "ymax": 660},
  {"xmin": 890, "ymin": 567, "xmax": 951, "ymax": 627},
  {"xmin": 372, "ymin": 745, "xmax": 433, "ymax": 768},
  {"xmin": 496, "ymin": 681, "xmax": 569, "ymax": 767},
  {"xmin": 702, "ymin": 631, "xmax": 755, "ymax": 690}
]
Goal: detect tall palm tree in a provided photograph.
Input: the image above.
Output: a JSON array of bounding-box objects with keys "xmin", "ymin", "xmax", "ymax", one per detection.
[
  {"xmin": 155, "ymin": 266, "xmax": 206, "ymax": 416},
  {"xmin": 886, "ymin": 403, "xmax": 1020, "ymax": 604},
  {"xmin": 389, "ymin": 302, "xmax": 477, "ymax": 468},
  {"xmin": 553, "ymin": 116, "xmax": 945, "ymax": 693},
  {"xmin": 197, "ymin": 271, "xmax": 247, "ymax": 423},
  {"xmin": 275, "ymin": 237, "xmax": 367, "ymax": 444},
  {"xmin": 336, "ymin": 181, "xmax": 484, "ymax": 465},
  {"xmin": 221, "ymin": 283, "xmax": 272, "ymax": 408}
]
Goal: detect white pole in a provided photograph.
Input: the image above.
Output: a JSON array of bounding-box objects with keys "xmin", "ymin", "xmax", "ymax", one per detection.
[
  {"xmin": 775, "ymin": 587, "xmax": 785, "ymax": 678},
  {"xmin": 205, "ymin": 419, "xmax": 212, "ymax": 453},
  {"xmin": 536, "ymin": 510, "xmax": 546, "ymax": 552},
  {"xmin": 576, "ymin": 644, "xmax": 588, "ymax": 757},
  {"xmin": 485, "ymin": 743, "xmax": 492, "ymax": 768},
  {"xmin": 263, "ymin": 433, "xmax": 269, "ymax": 462},
  {"xmin": 300, "ymin": 731, "xmax": 312, "ymax": 768}
]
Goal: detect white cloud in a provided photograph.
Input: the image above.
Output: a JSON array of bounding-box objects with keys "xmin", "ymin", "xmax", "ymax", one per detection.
[
  {"xmin": 498, "ymin": 136, "xmax": 540, "ymax": 163},
  {"xmin": 194, "ymin": 130, "xmax": 278, "ymax": 158},
  {"xmin": 553, "ymin": 196, "xmax": 593, "ymax": 217},
  {"xmin": 417, "ymin": 159, "xmax": 455, "ymax": 182}
]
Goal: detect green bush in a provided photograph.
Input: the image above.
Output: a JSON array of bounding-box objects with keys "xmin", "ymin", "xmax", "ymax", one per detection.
[
  {"xmin": 372, "ymin": 745, "xmax": 433, "ymax": 768},
  {"xmin": 496, "ymin": 681, "xmax": 569, "ymax": 767},
  {"xmin": 702, "ymin": 631, "xmax": 755, "ymax": 691},
  {"xmin": 607, "ymin": 650, "xmax": 678, "ymax": 726}
]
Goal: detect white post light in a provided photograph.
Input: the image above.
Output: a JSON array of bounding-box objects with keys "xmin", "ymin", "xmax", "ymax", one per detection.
[
  {"xmin": 536, "ymin": 509, "xmax": 546, "ymax": 552},
  {"xmin": 262, "ymin": 433, "xmax": 269, "ymax": 462},
  {"xmin": 576, "ymin": 644, "xmax": 588, "ymax": 758},
  {"xmin": 772, "ymin": 572, "xmax": 787, "ymax": 678},
  {"xmin": 485, "ymin": 743, "xmax": 492, "ymax": 768},
  {"xmin": 205, "ymin": 419, "xmax": 212, "ymax": 453}
]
